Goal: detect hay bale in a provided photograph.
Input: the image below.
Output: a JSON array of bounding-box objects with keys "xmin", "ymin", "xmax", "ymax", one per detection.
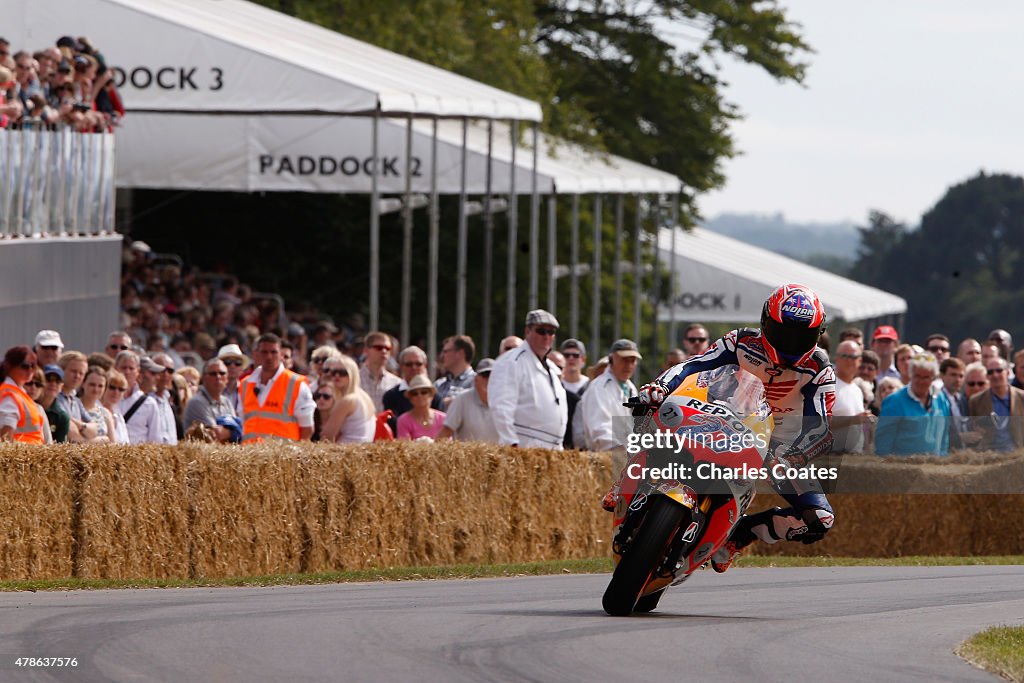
[
  {"xmin": 74, "ymin": 444, "xmax": 190, "ymax": 579},
  {"xmin": 0, "ymin": 445, "xmax": 75, "ymax": 580},
  {"xmin": 187, "ymin": 443, "xmax": 304, "ymax": 578}
]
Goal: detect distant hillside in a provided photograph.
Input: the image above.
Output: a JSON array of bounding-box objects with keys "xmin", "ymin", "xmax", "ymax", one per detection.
[{"xmin": 701, "ymin": 213, "xmax": 861, "ymax": 261}]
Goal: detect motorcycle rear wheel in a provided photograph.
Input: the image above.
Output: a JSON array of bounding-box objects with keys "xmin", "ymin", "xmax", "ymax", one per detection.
[{"xmin": 602, "ymin": 496, "xmax": 687, "ymax": 616}]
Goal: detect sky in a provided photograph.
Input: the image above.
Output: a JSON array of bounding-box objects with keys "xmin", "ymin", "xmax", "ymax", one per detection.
[{"xmin": 691, "ymin": 1, "xmax": 1024, "ymax": 226}]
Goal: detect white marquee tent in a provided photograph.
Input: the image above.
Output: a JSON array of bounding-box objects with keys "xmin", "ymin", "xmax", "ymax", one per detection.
[{"xmin": 656, "ymin": 227, "xmax": 907, "ymax": 326}]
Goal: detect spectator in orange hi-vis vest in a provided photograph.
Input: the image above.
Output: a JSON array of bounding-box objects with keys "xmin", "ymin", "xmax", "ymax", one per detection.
[
  {"xmin": 241, "ymin": 333, "xmax": 314, "ymax": 442},
  {"xmin": 0, "ymin": 346, "xmax": 46, "ymax": 443}
]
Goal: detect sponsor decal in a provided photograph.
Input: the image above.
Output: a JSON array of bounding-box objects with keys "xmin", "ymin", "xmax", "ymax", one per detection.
[
  {"xmin": 786, "ymin": 525, "xmax": 808, "ymax": 540},
  {"xmin": 628, "ymin": 493, "xmax": 648, "ymax": 512},
  {"xmin": 681, "ymin": 521, "xmax": 699, "ymax": 543},
  {"xmin": 816, "ymin": 366, "xmax": 837, "ymax": 385},
  {"xmin": 764, "ymin": 366, "xmax": 784, "ymax": 377},
  {"xmin": 780, "ymin": 293, "xmax": 815, "ymax": 322},
  {"xmin": 764, "ymin": 379, "xmax": 798, "ymax": 401},
  {"xmin": 743, "ymin": 354, "xmax": 763, "ymax": 367}
]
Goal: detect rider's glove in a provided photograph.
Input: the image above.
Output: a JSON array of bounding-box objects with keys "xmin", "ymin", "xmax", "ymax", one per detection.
[{"xmin": 637, "ymin": 380, "xmax": 670, "ymax": 407}]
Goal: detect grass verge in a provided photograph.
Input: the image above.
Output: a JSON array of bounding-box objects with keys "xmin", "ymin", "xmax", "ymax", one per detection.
[
  {"xmin": 957, "ymin": 626, "xmax": 1024, "ymax": 682},
  {"xmin": 0, "ymin": 555, "xmax": 1020, "ymax": 592}
]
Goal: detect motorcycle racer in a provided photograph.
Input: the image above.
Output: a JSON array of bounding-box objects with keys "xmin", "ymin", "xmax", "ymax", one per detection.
[{"xmin": 609, "ymin": 284, "xmax": 837, "ymax": 571}]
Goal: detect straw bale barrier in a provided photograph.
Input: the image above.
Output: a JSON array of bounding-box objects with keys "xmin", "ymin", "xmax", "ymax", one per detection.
[
  {"xmin": 2, "ymin": 444, "xmax": 1024, "ymax": 581},
  {"xmin": 0, "ymin": 446, "xmax": 75, "ymax": 580},
  {"xmin": 74, "ymin": 445, "xmax": 190, "ymax": 579}
]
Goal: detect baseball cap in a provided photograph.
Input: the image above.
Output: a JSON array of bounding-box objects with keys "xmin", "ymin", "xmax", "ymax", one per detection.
[
  {"xmin": 42, "ymin": 364, "xmax": 64, "ymax": 381},
  {"xmin": 560, "ymin": 339, "xmax": 586, "ymax": 356},
  {"xmin": 609, "ymin": 338, "xmax": 642, "ymax": 359},
  {"xmin": 139, "ymin": 357, "xmax": 164, "ymax": 373},
  {"xmin": 476, "ymin": 358, "xmax": 495, "ymax": 375},
  {"xmin": 129, "ymin": 240, "xmax": 152, "ymax": 254},
  {"xmin": 35, "ymin": 330, "xmax": 64, "ymax": 349},
  {"xmin": 872, "ymin": 325, "xmax": 899, "ymax": 341},
  {"xmin": 525, "ymin": 309, "xmax": 559, "ymax": 328}
]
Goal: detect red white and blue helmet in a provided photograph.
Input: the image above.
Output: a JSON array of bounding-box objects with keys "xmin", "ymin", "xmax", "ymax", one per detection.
[{"xmin": 760, "ymin": 283, "xmax": 827, "ymax": 367}]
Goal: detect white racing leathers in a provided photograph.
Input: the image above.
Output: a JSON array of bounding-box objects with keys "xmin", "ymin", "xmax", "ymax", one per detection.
[{"xmin": 656, "ymin": 328, "xmax": 837, "ymax": 545}]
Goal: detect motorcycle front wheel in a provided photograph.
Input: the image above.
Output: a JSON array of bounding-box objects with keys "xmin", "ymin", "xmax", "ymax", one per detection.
[{"xmin": 602, "ymin": 495, "xmax": 688, "ymax": 616}]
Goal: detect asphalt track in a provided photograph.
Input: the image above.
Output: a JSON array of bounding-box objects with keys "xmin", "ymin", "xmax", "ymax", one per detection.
[{"xmin": 0, "ymin": 566, "xmax": 1021, "ymax": 682}]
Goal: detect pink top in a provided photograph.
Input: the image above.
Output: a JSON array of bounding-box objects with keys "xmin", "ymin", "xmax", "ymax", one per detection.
[{"xmin": 396, "ymin": 410, "xmax": 447, "ymax": 440}]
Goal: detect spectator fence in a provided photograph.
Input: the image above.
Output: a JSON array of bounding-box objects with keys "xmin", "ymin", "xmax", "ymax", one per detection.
[{"xmin": 0, "ymin": 126, "xmax": 115, "ymax": 238}]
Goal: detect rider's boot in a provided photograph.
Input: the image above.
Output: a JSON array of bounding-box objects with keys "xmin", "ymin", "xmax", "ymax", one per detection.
[{"xmin": 710, "ymin": 515, "xmax": 759, "ymax": 573}]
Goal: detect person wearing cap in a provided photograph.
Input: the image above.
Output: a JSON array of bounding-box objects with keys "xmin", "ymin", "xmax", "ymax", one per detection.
[
  {"xmin": 395, "ymin": 375, "xmax": 447, "ymax": 441},
  {"xmin": 240, "ymin": 333, "xmax": 315, "ymax": 442},
  {"xmin": 217, "ymin": 343, "xmax": 250, "ymax": 416},
  {"xmin": 0, "ymin": 346, "xmax": 46, "ymax": 444},
  {"xmin": 579, "ymin": 339, "xmax": 641, "ymax": 452},
  {"xmin": 870, "ymin": 325, "xmax": 901, "ymax": 382},
  {"xmin": 33, "ymin": 330, "xmax": 64, "ymax": 368},
  {"xmin": 37, "ymin": 364, "xmax": 70, "ymax": 443},
  {"xmin": 382, "ymin": 346, "xmax": 443, "ymax": 431},
  {"xmin": 438, "ymin": 358, "xmax": 499, "ymax": 443},
  {"xmin": 115, "ymin": 350, "xmax": 162, "ymax": 444},
  {"xmin": 559, "ymin": 339, "xmax": 589, "ymax": 395},
  {"xmin": 488, "ymin": 310, "xmax": 568, "ymax": 449},
  {"xmin": 435, "ymin": 335, "xmax": 477, "ymax": 407}
]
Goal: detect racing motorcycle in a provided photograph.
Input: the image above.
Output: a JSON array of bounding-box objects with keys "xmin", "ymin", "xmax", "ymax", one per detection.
[{"xmin": 603, "ymin": 365, "xmax": 773, "ymax": 616}]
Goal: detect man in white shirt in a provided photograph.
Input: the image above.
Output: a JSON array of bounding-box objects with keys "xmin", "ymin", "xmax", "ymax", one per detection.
[
  {"xmin": 580, "ymin": 339, "xmax": 641, "ymax": 452},
  {"xmin": 359, "ymin": 331, "xmax": 400, "ymax": 413},
  {"xmin": 831, "ymin": 340, "xmax": 871, "ymax": 453},
  {"xmin": 150, "ymin": 353, "xmax": 180, "ymax": 445},
  {"xmin": 114, "ymin": 351, "xmax": 161, "ymax": 444},
  {"xmin": 488, "ymin": 310, "xmax": 567, "ymax": 449}
]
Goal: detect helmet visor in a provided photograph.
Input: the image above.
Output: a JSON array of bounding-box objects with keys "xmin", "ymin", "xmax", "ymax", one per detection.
[{"xmin": 763, "ymin": 316, "xmax": 820, "ymax": 358}]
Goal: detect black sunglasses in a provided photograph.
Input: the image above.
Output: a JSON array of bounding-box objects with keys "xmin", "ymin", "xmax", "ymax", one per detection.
[
  {"xmin": 325, "ymin": 369, "xmax": 348, "ymax": 377},
  {"xmin": 314, "ymin": 392, "xmax": 334, "ymax": 400},
  {"xmin": 222, "ymin": 359, "xmax": 244, "ymax": 366},
  {"xmin": 108, "ymin": 344, "xmax": 129, "ymax": 351},
  {"xmin": 686, "ymin": 337, "xmax": 708, "ymax": 343},
  {"xmin": 534, "ymin": 327, "xmax": 557, "ymax": 337}
]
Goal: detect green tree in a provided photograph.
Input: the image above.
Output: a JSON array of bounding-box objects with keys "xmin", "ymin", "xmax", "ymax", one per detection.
[{"xmin": 852, "ymin": 172, "xmax": 1024, "ymax": 343}]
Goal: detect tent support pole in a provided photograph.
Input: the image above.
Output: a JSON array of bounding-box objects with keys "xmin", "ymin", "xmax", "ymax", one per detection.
[
  {"xmin": 633, "ymin": 194, "xmax": 642, "ymax": 344},
  {"xmin": 369, "ymin": 110, "xmax": 381, "ymax": 332},
  {"xmin": 651, "ymin": 196, "xmax": 661, "ymax": 365},
  {"xmin": 547, "ymin": 194, "xmax": 556, "ymax": 312},
  {"xmin": 591, "ymin": 194, "xmax": 602, "ymax": 358},
  {"xmin": 506, "ymin": 120, "xmax": 518, "ymax": 335},
  {"xmin": 428, "ymin": 117, "xmax": 440, "ymax": 378},
  {"xmin": 570, "ymin": 194, "xmax": 580, "ymax": 339},
  {"xmin": 613, "ymin": 194, "xmax": 623, "ymax": 339},
  {"xmin": 528, "ymin": 122, "xmax": 540, "ymax": 311},
  {"xmin": 456, "ymin": 117, "xmax": 469, "ymax": 334},
  {"xmin": 482, "ymin": 121, "xmax": 494, "ymax": 356},
  {"xmin": 668, "ymin": 192, "xmax": 679, "ymax": 347},
  {"xmin": 401, "ymin": 114, "xmax": 413, "ymax": 346}
]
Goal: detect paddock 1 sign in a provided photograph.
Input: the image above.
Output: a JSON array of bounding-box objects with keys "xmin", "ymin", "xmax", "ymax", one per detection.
[{"xmin": 257, "ymin": 155, "xmax": 425, "ymax": 177}]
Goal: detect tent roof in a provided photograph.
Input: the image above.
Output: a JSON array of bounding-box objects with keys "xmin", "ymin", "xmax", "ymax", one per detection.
[
  {"xmin": 657, "ymin": 227, "xmax": 906, "ymax": 323},
  {"xmin": 425, "ymin": 120, "xmax": 682, "ymax": 194},
  {"xmin": 13, "ymin": 0, "xmax": 542, "ymax": 120}
]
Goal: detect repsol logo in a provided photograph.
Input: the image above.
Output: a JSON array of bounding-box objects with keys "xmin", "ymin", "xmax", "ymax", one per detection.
[
  {"xmin": 258, "ymin": 155, "xmax": 424, "ymax": 177},
  {"xmin": 674, "ymin": 292, "xmax": 738, "ymax": 310},
  {"xmin": 111, "ymin": 66, "xmax": 224, "ymax": 91}
]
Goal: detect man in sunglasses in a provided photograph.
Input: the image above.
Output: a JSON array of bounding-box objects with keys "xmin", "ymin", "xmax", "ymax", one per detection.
[
  {"xmin": 680, "ymin": 323, "xmax": 710, "ymax": 359},
  {"xmin": 183, "ymin": 358, "xmax": 237, "ymax": 443},
  {"xmin": 383, "ymin": 346, "xmax": 443, "ymax": 431},
  {"xmin": 103, "ymin": 331, "xmax": 133, "ymax": 359},
  {"xmin": 968, "ymin": 356, "xmax": 1024, "ymax": 451},
  {"xmin": 33, "ymin": 329, "xmax": 64, "ymax": 368},
  {"xmin": 559, "ymin": 339, "xmax": 589, "ymax": 395},
  {"xmin": 359, "ymin": 331, "xmax": 400, "ymax": 413},
  {"xmin": 488, "ymin": 309, "xmax": 568, "ymax": 449}
]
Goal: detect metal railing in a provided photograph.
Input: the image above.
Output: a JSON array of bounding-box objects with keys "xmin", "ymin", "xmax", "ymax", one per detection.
[{"xmin": 0, "ymin": 126, "xmax": 115, "ymax": 237}]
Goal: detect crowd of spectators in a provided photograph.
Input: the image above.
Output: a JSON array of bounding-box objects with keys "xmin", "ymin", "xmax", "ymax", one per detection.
[
  {"xmin": 0, "ymin": 235, "xmax": 1020, "ymax": 458},
  {"xmin": 0, "ymin": 35, "xmax": 123, "ymax": 131}
]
